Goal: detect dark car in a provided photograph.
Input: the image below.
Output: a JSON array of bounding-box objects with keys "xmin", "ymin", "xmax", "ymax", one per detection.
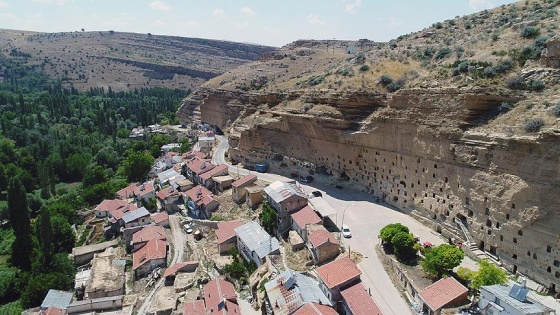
[
  {"xmin": 300, "ymin": 175, "xmax": 314, "ymax": 183},
  {"xmin": 311, "ymin": 191, "xmax": 322, "ymax": 197}
]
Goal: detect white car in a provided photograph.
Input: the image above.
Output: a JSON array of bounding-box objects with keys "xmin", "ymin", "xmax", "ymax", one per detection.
[{"xmin": 342, "ymin": 225, "xmax": 352, "ymax": 238}]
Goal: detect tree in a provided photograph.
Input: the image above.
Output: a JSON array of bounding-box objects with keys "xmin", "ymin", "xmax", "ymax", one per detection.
[
  {"xmin": 7, "ymin": 177, "xmax": 32, "ymax": 271},
  {"xmin": 391, "ymin": 231, "xmax": 416, "ymax": 261},
  {"xmin": 51, "ymin": 215, "xmax": 75, "ymax": 254},
  {"xmin": 37, "ymin": 207, "xmax": 54, "ymax": 270},
  {"xmin": 469, "ymin": 260, "xmax": 507, "ymax": 290},
  {"xmin": 380, "ymin": 223, "xmax": 409, "ymax": 243},
  {"xmin": 179, "ymin": 139, "xmax": 191, "ymax": 153},
  {"xmin": 82, "ymin": 165, "xmax": 108, "ymax": 188},
  {"xmin": 122, "ymin": 150, "xmax": 154, "ymax": 182},
  {"xmin": 421, "ymin": 244, "xmax": 464, "ymax": 278},
  {"xmin": 259, "ymin": 202, "xmax": 277, "ymax": 235}
]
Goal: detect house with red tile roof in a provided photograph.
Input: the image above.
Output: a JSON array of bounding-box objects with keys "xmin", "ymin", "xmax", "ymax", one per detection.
[
  {"xmin": 131, "ymin": 225, "xmax": 166, "ymax": 252},
  {"xmin": 163, "ymin": 261, "xmax": 199, "ymax": 285},
  {"xmin": 182, "ymin": 150, "xmax": 207, "ymax": 160},
  {"xmin": 152, "ymin": 211, "xmax": 169, "ymax": 227},
  {"xmin": 185, "ymin": 157, "xmax": 215, "ymax": 184},
  {"xmin": 95, "ymin": 199, "xmax": 136, "ymax": 219},
  {"xmin": 264, "ymin": 181, "xmax": 308, "ymax": 236},
  {"xmin": 307, "ymin": 226, "xmax": 339, "ymax": 264},
  {"xmin": 156, "ymin": 186, "xmax": 182, "ymax": 213},
  {"xmin": 417, "ymin": 276, "xmax": 468, "ymax": 315},
  {"xmin": 132, "ymin": 182, "xmax": 155, "ymax": 203},
  {"xmin": 341, "ymin": 282, "xmax": 384, "ymax": 315},
  {"xmin": 133, "ymin": 239, "xmax": 167, "ymax": 279},
  {"xmin": 232, "ymin": 174, "xmax": 257, "ymax": 203},
  {"xmin": 202, "ymin": 278, "xmax": 240, "ymax": 315},
  {"xmin": 183, "ymin": 300, "xmax": 206, "ymax": 315},
  {"xmin": 116, "ymin": 182, "xmax": 138, "ymax": 199},
  {"xmin": 185, "ymin": 185, "xmax": 219, "ymax": 219},
  {"xmin": 199, "ymin": 163, "xmax": 229, "ymax": 188},
  {"xmin": 315, "ymin": 257, "xmax": 362, "ymax": 304},
  {"xmin": 216, "ymin": 220, "xmax": 245, "ymax": 255},
  {"xmin": 292, "ymin": 302, "xmax": 338, "ymax": 315},
  {"xmin": 291, "ymin": 205, "xmax": 322, "ymax": 243}
]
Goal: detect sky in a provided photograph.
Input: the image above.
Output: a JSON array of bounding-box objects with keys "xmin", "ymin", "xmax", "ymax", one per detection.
[{"xmin": 0, "ymin": 0, "xmax": 518, "ymax": 47}]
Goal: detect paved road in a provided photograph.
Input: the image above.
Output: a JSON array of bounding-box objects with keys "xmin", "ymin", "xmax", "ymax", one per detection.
[{"xmin": 136, "ymin": 215, "xmax": 185, "ymax": 314}]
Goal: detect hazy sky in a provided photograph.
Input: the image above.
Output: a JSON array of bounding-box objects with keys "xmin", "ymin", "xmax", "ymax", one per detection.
[{"xmin": 0, "ymin": 0, "xmax": 518, "ymax": 47}]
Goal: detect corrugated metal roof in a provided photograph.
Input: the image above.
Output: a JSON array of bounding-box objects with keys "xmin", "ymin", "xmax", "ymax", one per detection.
[
  {"xmin": 41, "ymin": 289, "xmax": 73, "ymax": 309},
  {"xmin": 264, "ymin": 181, "xmax": 306, "ymax": 204},
  {"xmin": 234, "ymin": 221, "xmax": 280, "ymax": 259},
  {"xmin": 264, "ymin": 270, "xmax": 331, "ymax": 315},
  {"xmin": 481, "ymin": 285, "xmax": 553, "ymax": 315},
  {"xmin": 122, "ymin": 207, "xmax": 150, "ymax": 223}
]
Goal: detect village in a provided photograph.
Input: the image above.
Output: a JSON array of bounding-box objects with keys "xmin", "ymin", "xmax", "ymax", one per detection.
[{"xmin": 31, "ymin": 124, "xmax": 558, "ymax": 315}]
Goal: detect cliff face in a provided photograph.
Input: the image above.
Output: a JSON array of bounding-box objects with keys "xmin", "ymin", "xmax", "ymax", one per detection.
[{"xmin": 182, "ymin": 85, "xmax": 560, "ymax": 290}]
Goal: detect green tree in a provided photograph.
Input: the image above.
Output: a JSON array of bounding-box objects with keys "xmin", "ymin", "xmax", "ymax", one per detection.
[
  {"xmin": 51, "ymin": 215, "xmax": 76, "ymax": 254},
  {"xmin": 179, "ymin": 139, "xmax": 191, "ymax": 153},
  {"xmin": 66, "ymin": 152, "xmax": 92, "ymax": 181},
  {"xmin": 37, "ymin": 207, "xmax": 54, "ymax": 270},
  {"xmin": 380, "ymin": 223, "xmax": 409, "ymax": 243},
  {"xmin": 7, "ymin": 177, "xmax": 32, "ymax": 271},
  {"xmin": 82, "ymin": 165, "xmax": 108, "ymax": 188},
  {"xmin": 122, "ymin": 150, "xmax": 154, "ymax": 182},
  {"xmin": 391, "ymin": 231, "xmax": 416, "ymax": 261},
  {"xmin": 421, "ymin": 244, "xmax": 464, "ymax": 278},
  {"xmin": 259, "ymin": 202, "xmax": 277, "ymax": 235},
  {"xmin": 469, "ymin": 260, "xmax": 507, "ymax": 290}
]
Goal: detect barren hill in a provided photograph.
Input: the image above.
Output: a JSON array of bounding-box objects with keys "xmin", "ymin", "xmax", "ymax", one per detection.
[
  {"xmin": 0, "ymin": 29, "xmax": 277, "ymax": 91},
  {"xmin": 178, "ymin": 0, "xmax": 560, "ymax": 292}
]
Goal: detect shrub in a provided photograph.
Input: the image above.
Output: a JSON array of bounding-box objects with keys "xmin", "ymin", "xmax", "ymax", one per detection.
[
  {"xmin": 529, "ymin": 80, "xmax": 545, "ymax": 91},
  {"xmin": 435, "ymin": 48, "xmax": 452, "ymax": 60},
  {"xmin": 359, "ymin": 64, "xmax": 370, "ymax": 72},
  {"xmin": 524, "ymin": 118, "xmax": 544, "ymax": 132},
  {"xmin": 498, "ymin": 102, "xmax": 513, "ymax": 113},
  {"xmin": 336, "ymin": 66, "xmax": 354, "ymax": 77},
  {"xmin": 483, "ymin": 67, "xmax": 496, "ymax": 78},
  {"xmin": 506, "ymin": 76, "xmax": 525, "ymax": 89},
  {"xmin": 379, "ymin": 74, "xmax": 393, "ymax": 85},
  {"xmin": 457, "ymin": 61, "xmax": 470, "ymax": 73},
  {"xmin": 551, "ymin": 104, "xmax": 560, "ymax": 117},
  {"xmin": 434, "ymin": 22, "xmax": 443, "ymax": 29},
  {"xmin": 521, "ymin": 26, "xmax": 540, "ymax": 38},
  {"xmin": 386, "ymin": 79, "xmax": 404, "ymax": 92},
  {"xmin": 494, "ymin": 59, "xmax": 515, "ymax": 74}
]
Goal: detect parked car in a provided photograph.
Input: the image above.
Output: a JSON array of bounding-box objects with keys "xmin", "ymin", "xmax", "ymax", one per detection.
[
  {"xmin": 341, "ymin": 225, "xmax": 352, "ymax": 238},
  {"xmin": 311, "ymin": 191, "xmax": 322, "ymax": 197},
  {"xmin": 299, "ymin": 175, "xmax": 314, "ymax": 183},
  {"xmin": 183, "ymin": 223, "xmax": 193, "ymax": 234},
  {"xmin": 290, "ymin": 171, "xmax": 299, "ymax": 178}
]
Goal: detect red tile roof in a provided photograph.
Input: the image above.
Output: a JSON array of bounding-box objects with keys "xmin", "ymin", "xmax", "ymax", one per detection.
[
  {"xmin": 293, "ymin": 302, "xmax": 338, "ymax": 315},
  {"xmin": 200, "ymin": 164, "xmax": 229, "ymax": 181},
  {"xmin": 133, "ymin": 182, "xmax": 155, "ymax": 197},
  {"xmin": 308, "ymin": 228, "xmax": 338, "ymax": 248},
  {"xmin": 315, "ymin": 257, "xmax": 361, "ymax": 289},
  {"xmin": 132, "ymin": 225, "xmax": 166, "ymax": 245},
  {"xmin": 231, "ymin": 174, "xmax": 257, "ymax": 188},
  {"xmin": 163, "ymin": 261, "xmax": 199, "ymax": 278},
  {"xmin": 183, "ymin": 151, "xmax": 207, "ymax": 160},
  {"xmin": 156, "ymin": 186, "xmax": 181, "ymax": 200},
  {"xmin": 184, "ymin": 300, "xmax": 206, "ymax": 315},
  {"xmin": 186, "ymin": 185, "xmax": 216, "ymax": 207},
  {"xmin": 203, "ymin": 278, "xmax": 240, "ymax": 315},
  {"xmin": 152, "ymin": 212, "xmax": 169, "ymax": 224},
  {"xmin": 291, "ymin": 206, "xmax": 322, "ymax": 230},
  {"xmin": 216, "ymin": 221, "xmax": 245, "ymax": 245},
  {"xmin": 96, "ymin": 199, "xmax": 138, "ymax": 220},
  {"xmin": 116, "ymin": 183, "xmax": 138, "ymax": 199},
  {"xmin": 419, "ymin": 277, "xmax": 468, "ymax": 311},
  {"xmin": 132, "ymin": 239, "xmax": 167, "ymax": 270},
  {"xmin": 42, "ymin": 307, "xmax": 67, "ymax": 315},
  {"xmin": 186, "ymin": 157, "xmax": 215, "ymax": 175},
  {"xmin": 341, "ymin": 282, "xmax": 384, "ymax": 315}
]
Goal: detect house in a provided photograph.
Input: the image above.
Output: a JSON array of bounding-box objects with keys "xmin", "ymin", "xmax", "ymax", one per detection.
[
  {"xmin": 182, "ymin": 150, "xmax": 206, "ymax": 160},
  {"xmin": 160, "ymin": 143, "xmax": 180, "ymax": 154},
  {"xmin": 133, "ymin": 239, "xmax": 167, "ymax": 279},
  {"xmin": 264, "ymin": 181, "xmax": 308, "ymax": 235},
  {"xmin": 122, "ymin": 207, "xmax": 151, "ymax": 229},
  {"xmin": 132, "ymin": 182, "xmax": 155, "ymax": 203},
  {"xmin": 307, "ymin": 225, "xmax": 339, "ymax": 264},
  {"xmin": 40, "ymin": 306, "xmax": 67, "ymax": 315},
  {"xmin": 417, "ymin": 276, "xmax": 468, "ymax": 315},
  {"xmin": 291, "ymin": 206, "xmax": 322, "ymax": 243},
  {"xmin": 478, "ymin": 283, "xmax": 554, "ymax": 315},
  {"xmin": 232, "ymin": 174, "xmax": 257, "ymax": 203},
  {"xmin": 246, "ymin": 186, "xmax": 264, "ymax": 209},
  {"xmin": 264, "ymin": 269, "xmax": 331, "ymax": 315},
  {"xmin": 315, "ymin": 257, "xmax": 362, "ymax": 304},
  {"xmin": 85, "ymin": 251, "xmax": 126, "ymax": 299},
  {"xmin": 202, "ymin": 278, "xmax": 240, "ymax": 315},
  {"xmin": 156, "ymin": 186, "xmax": 182, "ymax": 212},
  {"xmin": 184, "ymin": 300, "xmax": 206, "ymax": 315},
  {"xmin": 152, "ymin": 211, "xmax": 169, "ymax": 227},
  {"xmin": 41, "ymin": 289, "xmax": 73, "ymax": 310},
  {"xmin": 163, "ymin": 261, "xmax": 199, "ymax": 285},
  {"xmin": 65, "ymin": 295, "xmax": 124, "ymax": 314},
  {"xmin": 185, "ymin": 157, "xmax": 215, "ymax": 184},
  {"xmin": 292, "ymin": 302, "xmax": 338, "ymax": 315},
  {"xmin": 197, "ymin": 136, "xmax": 216, "ymax": 154},
  {"xmin": 131, "ymin": 225, "xmax": 166, "ymax": 252},
  {"xmin": 72, "ymin": 239, "xmax": 119, "ymax": 265},
  {"xmin": 213, "ymin": 175, "xmax": 234, "ymax": 192},
  {"xmin": 157, "ymin": 169, "xmax": 182, "ymax": 187},
  {"xmin": 346, "ymin": 44, "xmax": 356, "ymax": 54},
  {"xmin": 341, "ymin": 282, "xmax": 384, "ymax": 315},
  {"xmin": 216, "ymin": 220, "xmax": 245, "ymax": 255},
  {"xmin": 185, "ymin": 185, "xmax": 219, "ymax": 218},
  {"xmin": 116, "ymin": 182, "xmax": 138, "ymax": 199},
  {"xmin": 199, "ymin": 163, "xmax": 229, "ymax": 189},
  {"xmin": 94, "ymin": 199, "xmax": 136, "ymax": 219},
  {"xmin": 235, "ymin": 221, "xmax": 280, "ymax": 267},
  {"xmin": 175, "ymin": 179, "xmax": 194, "ymax": 192}
]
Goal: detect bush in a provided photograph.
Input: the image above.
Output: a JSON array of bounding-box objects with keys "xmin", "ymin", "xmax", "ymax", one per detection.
[
  {"xmin": 386, "ymin": 80, "xmax": 404, "ymax": 92},
  {"xmin": 506, "ymin": 76, "xmax": 525, "ymax": 89},
  {"xmin": 529, "ymin": 80, "xmax": 545, "ymax": 91},
  {"xmin": 336, "ymin": 66, "xmax": 354, "ymax": 77},
  {"xmin": 498, "ymin": 102, "xmax": 513, "ymax": 113},
  {"xmin": 550, "ymin": 104, "xmax": 560, "ymax": 117},
  {"xmin": 359, "ymin": 64, "xmax": 370, "ymax": 72},
  {"xmin": 521, "ymin": 26, "xmax": 540, "ymax": 38},
  {"xmin": 380, "ymin": 223, "xmax": 409, "ymax": 244},
  {"xmin": 379, "ymin": 74, "xmax": 393, "ymax": 85},
  {"xmin": 435, "ymin": 48, "xmax": 452, "ymax": 60},
  {"xmin": 483, "ymin": 67, "xmax": 496, "ymax": 78},
  {"xmin": 494, "ymin": 59, "xmax": 515, "ymax": 74},
  {"xmin": 524, "ymin": 118, "xmax": 544, "ymax": 133}
]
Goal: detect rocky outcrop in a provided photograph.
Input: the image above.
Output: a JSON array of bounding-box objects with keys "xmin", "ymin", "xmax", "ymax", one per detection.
[
  {"xmin": 540, "ymin": 35, "xmax": 560, "ymax": 68},
  {"xmin": 183, "ymin": 85, "xmax": 560, "ymax": 291}
]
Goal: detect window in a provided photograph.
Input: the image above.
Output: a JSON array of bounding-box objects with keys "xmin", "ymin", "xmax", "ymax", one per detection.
[
  {"xmin": 547, "ymin": 245, "xmax": 552, "ymax": 253},
  {"xmin": 513, "ymin": 237, "xmax": 517, "ymax": 243},
  {"xmin": 485, "ymin": 208, "xmax": 490, "ymax": 215},
  {"xmin": 511, "ymin": 203, "xmax": 516, "ymax": 209},
  {"xmin": 533, "ymin": 253, "xmax": 538, "ymax": 259},
  {"xmin": 513, "ymin": 254, "xmax": 517, "ymax": 259},
  {"xmin": 465, "ymin": 197, "xmax": 470, "ymax": 205},
  {"xmin": 518, "ymin": 230, "xmax": 523, "ymax": 236},
  {"xmin": 500, "ymin": 235, "xmax": 503, "ymax": 241},
  {"xmin": 506, "ymin": 213, "xmax": 510, "ymax": 220}
]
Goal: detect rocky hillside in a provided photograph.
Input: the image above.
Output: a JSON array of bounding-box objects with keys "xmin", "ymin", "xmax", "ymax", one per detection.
[
  {"xmin": 0, "ymin": 29, "xmax": 277, "ymax": 91},
  {"xmin": 177, "ymin": 0, "xmax": 560, "ymax": 293}
]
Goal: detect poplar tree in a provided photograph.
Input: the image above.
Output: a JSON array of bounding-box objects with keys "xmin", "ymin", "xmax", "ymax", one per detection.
[{"xmin": 7, "ymin": 177, "xmax": 32, "ymax": 271}]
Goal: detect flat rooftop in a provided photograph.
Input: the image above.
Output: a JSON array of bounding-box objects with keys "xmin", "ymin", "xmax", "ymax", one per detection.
[{"xmin": 85, "ymin": 251, "xmax": 125, "ymax": 296}]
